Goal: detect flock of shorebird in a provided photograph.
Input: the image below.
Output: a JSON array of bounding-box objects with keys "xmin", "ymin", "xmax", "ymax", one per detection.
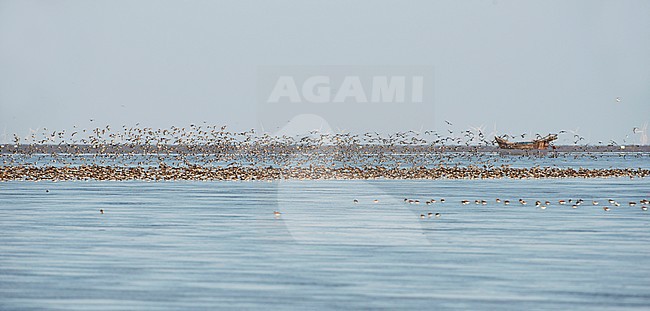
[
  {"xmin": 273, "ymin": 197, "xmax": 649, "ymax": 219},
  {"xmin": 0, "ymin": 124, "xmax": 648, "ymax": 181},
  {"xmin": 99, "ymin": 196, "xmax": 648, "ymax": 218},
  {"xmin": 1, "ymin": 165, "xmax": 649, "ymax": 181},
  {"xmin": 397, "ymin": 197, "xmax": 648, "ymax": 219}
]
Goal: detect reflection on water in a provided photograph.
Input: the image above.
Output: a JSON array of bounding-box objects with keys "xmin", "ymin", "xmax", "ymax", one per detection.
[{"xmin": 1, "ymin": 178, "xmax": 649, "ymax": 309}]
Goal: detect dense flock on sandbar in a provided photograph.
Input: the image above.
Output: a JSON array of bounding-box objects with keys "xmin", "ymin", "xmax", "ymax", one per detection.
[{"xmin": 1, "ymin": 123, "xmax": 649, "ymax": 181}]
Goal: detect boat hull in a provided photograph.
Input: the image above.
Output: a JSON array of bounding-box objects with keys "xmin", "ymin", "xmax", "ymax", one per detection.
[{"xmin": 495, "ymin": 134, "xmax": 557, "ymax": 150}]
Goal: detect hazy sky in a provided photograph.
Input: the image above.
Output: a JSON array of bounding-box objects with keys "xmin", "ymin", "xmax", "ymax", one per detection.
[{"xmin": 1, "ymin": 0, "xmax": 649, "ymax": 144}]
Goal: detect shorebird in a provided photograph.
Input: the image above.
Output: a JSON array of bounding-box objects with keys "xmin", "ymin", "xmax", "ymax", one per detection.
[
  {"xmin": 603, "ymin": 206, "xmax": 610, "ymax": 212},
  {"xmin": 461, "ymin": 200, "xmax": 470, "ymax": 205},
  {"xmin": 504, "ymin": 200, "xmax": 510, "ymax": 205},
  {"xmin": 642, "ymin": 206, "xmax": 648, "ymax": 211},
  {"xmin": 427, "ymin": 212, "xmax": 433, "ymax": 218},
  {"xmin": 496, "ymin": 198, "xmax": 501, "ymax": 203},
  {"xmin": 373, "ymin": 199, "xmax": 379, "ymax": 204},
  {"xmin": 100, "ymin": 209, "xmax": 104, "ymax": 214},
  {"xmin": 273, "ymin": 211, "xmax": 281, "ymax": 217},
  {"xmin": 540, "ymin": 205, "xmax": 547, "ymax": 210},
  {"xmin": 592, "ymin": 201, "xmax": 599, "ymax": 205},
  {"xmin": 629, "ymin": 201, "xmax": 636, "ymax": 207},
  {"xmin": 435, "ymin": 213, "xmax": 441, "ymax": 218},
  {"xmin": 572, "ymin": 204, "xmax": 578, "ymax": 209},
  {"xmin": 440, "ymin": 198, "xmax": 445, "ymax": 203},
  {"xmin": 353, "ymin": 199, "xmax": 358, "ymax": 204},
  {"xmin": 420, "ymin": 214, "xmax": 426, "ymax": 219}
]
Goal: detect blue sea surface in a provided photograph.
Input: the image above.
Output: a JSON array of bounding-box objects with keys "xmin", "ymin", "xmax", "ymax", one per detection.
[{"xmin": 1, "ymin": 177, "xmax": 650, "ymax": 310}]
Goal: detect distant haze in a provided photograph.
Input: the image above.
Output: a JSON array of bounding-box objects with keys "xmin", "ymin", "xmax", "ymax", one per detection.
[{"xmin": 1, "ymin": 0, "xmax": 649, "ymax": 145}]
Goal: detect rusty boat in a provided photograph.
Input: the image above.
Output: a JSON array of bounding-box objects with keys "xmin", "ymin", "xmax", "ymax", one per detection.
[{"xmin": 495, "ymin": 134, "xmax": 558, "ymax": 150}]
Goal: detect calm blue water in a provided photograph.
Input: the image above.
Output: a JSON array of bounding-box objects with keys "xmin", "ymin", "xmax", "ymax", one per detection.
[{"xmin": 1, "ymin": 178, "xmax": 650, "ymax": 310}]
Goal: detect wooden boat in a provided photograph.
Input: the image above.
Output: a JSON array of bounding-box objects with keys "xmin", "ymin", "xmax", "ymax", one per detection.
[{"xmin": 495, "ymin": 134, "xmax": 557, "ymax": 150}]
